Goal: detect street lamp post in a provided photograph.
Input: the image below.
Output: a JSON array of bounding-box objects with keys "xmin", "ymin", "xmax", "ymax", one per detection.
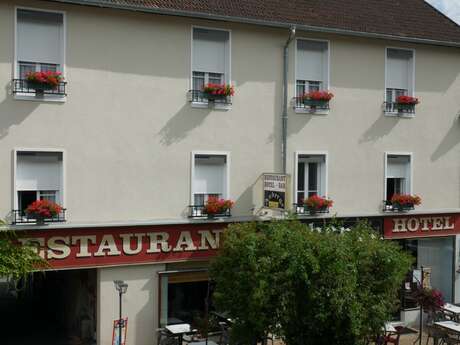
[{"xmin": 114, "ymin": 280, "xmax": 128, "ymax": 345}]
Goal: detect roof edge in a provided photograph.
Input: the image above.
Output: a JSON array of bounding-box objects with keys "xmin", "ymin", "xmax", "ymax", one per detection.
[{"xmin": 45, "ymin": 0, "xmax": 460, "ymax": 48}]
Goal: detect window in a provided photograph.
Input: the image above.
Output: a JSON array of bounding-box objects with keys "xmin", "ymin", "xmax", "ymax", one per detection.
[
  {"xmin": 15, "ymin": 151, "xmax": 64, "ymax": 212},
  {"xmin": 16, "ymin": 9, "xmax": 64, "ymax": 77},
  {"xmin": 385, "ymin": 154, "xmax": 411, "ymax": 201},
  {"xmin": 15, "ymin": 9, "xmax": 65, "ymax": 97},
  {"xmin": 159, "ymin": 270, "xmax": 210, "ymax": 326},
  {"xmin": 191, "ymin": 28, "xmax": 230, "ymax": 103},
  {"xmin": 192, "ymin": 153, "xmax": 228, "ymax": 206},
  {"xmin": 295, "ymin": 154, "xmax": 327, "ymax": 204},
  {"xmin": 296, "ymin": 39, "xmax": 329, "ymax": 99},
  {"xmin": 385, "ymin": 49, "xmax": 414, "ymax": 104}
]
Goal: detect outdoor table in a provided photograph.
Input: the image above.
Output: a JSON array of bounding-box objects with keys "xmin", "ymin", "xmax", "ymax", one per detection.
[
  {"xmin": 188, "ymin": 341, "xmax": 218, "ymax": 345},
  {"xmin": 443, "ymin": 303, "xmax": 460, "ymax": 321},
  {"xmin": 165, "ymin": 323, "xmax": 193, "ymax": 345},
  {"xmin": 212, "ymin": 311, "xmax": 234, "ymax": 325},
  {"xmin": 434, "ymin": 320, "xmax": 460, "ymax": 335}
]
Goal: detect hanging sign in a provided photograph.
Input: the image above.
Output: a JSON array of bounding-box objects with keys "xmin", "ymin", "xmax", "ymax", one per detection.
[
  {"xmin": 383, "ymin": 214, "xmax": 460, "ymax": 239},
  {"xmin": 263, "ymin": 173, "xmax": 288, "ymax": 210},
  {"xmin": 112, "ymin": 318, "xmax": 128, "ymax": 345}
]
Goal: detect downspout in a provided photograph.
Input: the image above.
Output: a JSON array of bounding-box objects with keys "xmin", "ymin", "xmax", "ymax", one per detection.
[{"xmin": 282, "ymin": 26, "xmax": 296, "ymax": 174}]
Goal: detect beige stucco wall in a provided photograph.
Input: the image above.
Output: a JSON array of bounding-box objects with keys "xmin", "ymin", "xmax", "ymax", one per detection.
[
  {"xmin": 98, "ymin": 263, "xmax": 165, "ymax": 345},
  {"xmin": 0, "ymin": 0, "xmax": 459, "ymax": 224}
]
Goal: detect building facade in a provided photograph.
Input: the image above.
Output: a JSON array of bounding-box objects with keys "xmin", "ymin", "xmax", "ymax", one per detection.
[{"xmin": 1, "ymin": 0, "xmax": 460, "ymax": 344}]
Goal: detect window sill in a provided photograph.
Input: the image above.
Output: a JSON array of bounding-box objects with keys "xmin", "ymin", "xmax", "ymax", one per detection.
[
  {"xmin": 294, "ymin": 108, "xmax": 329, "ymax": 115},
  {"xmin": 384, "ymin": 111, "xmax": 414, "ymax": 118},
  {"xmin": 14, "ymin": 93, "xmax": 66, "ymax": 103},
  {"xmin": 191, "ymin": 101, "xmax": 231, "ymax": 111}
]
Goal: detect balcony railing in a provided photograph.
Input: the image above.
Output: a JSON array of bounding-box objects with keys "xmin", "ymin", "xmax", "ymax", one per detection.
[
  {"xmin": 384, "ymin": 102, "xmax": 416, "ymax": 115},
  {"xmin": 12, "ymin": 79, "xmax": 67, "ymax": 97},
  {"xmin": 293, "ymin": 97, "xmax": 330, "ymax": 112},
  {"xmin": 188, "ymin": 205, "xmax": 231, "ymax": 219},
  {"xmin": 188, "ymin": 90, "xmax": 232, "ymax": 106},
  {"xmin": 292, "ymin": 203, "xmax": 330, "ymax": 216},
  {"xmin": 10, "ymin": 209, "xmax": 67, "ymax": 225},
  {"xmin": 382, "ymin": 200, "xmax": 415, "ymax": 212}
]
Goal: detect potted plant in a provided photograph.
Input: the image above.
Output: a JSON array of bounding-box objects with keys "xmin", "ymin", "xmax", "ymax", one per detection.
[
  {"xmin": 303, "ymin": 195, "xmax": 333, "ymax": 215},
  {"xmin": 413, "ymin": 287, "xmax": 444, "ymax": 312},
  {"xmin": 396, "ymin": 95, "xmax": 419, "ymax": 112},
  {"xmin": 390, "ymin": 194, "xmax": 421, "ymax": 211},
  {"xmin": 25, "ymin": 199, "xmax": 63, "ymax": 224},
  {"xmin": 203, "ymin": 197, "xmax": 234, "ymax": 219},
  {"xmin": 25, "ymin": 71, "xmax": 64, "ymax": 97},
  {"xmin": 302, "ymin": 90, "xmax": 333, "ymax": 109},
  {"xmin": 202, "ymin": 83, "xmax": 234, "ymax": 102}
]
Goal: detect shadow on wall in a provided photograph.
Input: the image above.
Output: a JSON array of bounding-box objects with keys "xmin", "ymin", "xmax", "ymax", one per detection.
[
  {"xmin": 431, "ymin": 115, "xmax": 460, "ymax": 161},
  {"xmin": 0, "ymin": 83, "xmax": 39, "ymax": 140},
  {"xmin": 157, "ymin": 103, "xmax": 211, "ymax": 146},
  {"xmin": 359, "ymin": 114, "xmax": 400, "ymax": 143},
  {"xmin": 234, "ymin": 183, "xmax": 255, "ymax": 216}
]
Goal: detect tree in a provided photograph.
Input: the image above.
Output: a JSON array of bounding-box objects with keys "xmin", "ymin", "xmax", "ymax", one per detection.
[
  {"xmin": 210, "ymin": 220, "xmax": 413, "ymax": 345},
  {"xmin": 0, "ymin": 220, "xmax": 47, "ymax": 280}
]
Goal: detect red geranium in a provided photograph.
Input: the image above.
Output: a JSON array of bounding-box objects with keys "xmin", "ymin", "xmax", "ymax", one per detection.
[
  {"xmin": 390, "ymin": 194, "xmax": 421, "ymax": 207},
  {"xmin": 26, "ymin": 71, "xmax": 64, "ymax": 88},
  {"xmin": 302, "ymin": 90, "xmax": 334, "ymax": 101},
  {"xmin": 204, "ymin": 197, "xmax": 234, "ymax": 215},
  {"xmin": 396, "ymin": 95, "xmax": 419, "ymax": 105},
  {"xmin": 413, "ymin": 287, "xmax": 444, "ymax": 311},
  {"xmin": 25, "ymin": 200, "xmax": 62, "ymax": 218},
  {"xmin": 202, "ymin": 83, "xmax": 235, "ymax": 97},
  {"xmin": 304, "ymin": 195, "xmax": 333, "ymax": 210}
]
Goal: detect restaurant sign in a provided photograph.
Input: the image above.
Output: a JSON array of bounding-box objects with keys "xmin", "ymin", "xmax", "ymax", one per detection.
[
  {"xmin": 384, "ymin": 214, "xmax": 460, "ymax": 239},
  {"xmin": 17, "ymin": 223, "xmax": 227, "ymax": 269},
  {"xmin": 263, "ymin": 173, "xmax": 288, "ymax": 210}
]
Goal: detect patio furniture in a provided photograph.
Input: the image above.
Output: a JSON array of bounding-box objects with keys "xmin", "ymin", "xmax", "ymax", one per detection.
[
  {"xmin": 165, "ymin": 323, "xmax": 196, "ymax": 345},
  {"xmin": 443, "ymin": 304, "xmax": 460, "ymax": 322},
  {"xmin": 157, "ymin": 328, "xmax": 179, "ymax": 345},
  {"xmin": 434, "ymin": 321, "xmax": 460, "ymax": 345}
]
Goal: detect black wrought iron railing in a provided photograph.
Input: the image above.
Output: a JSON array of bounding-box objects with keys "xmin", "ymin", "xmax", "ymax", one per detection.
[
  {"xmin": 382, "ymin": 200, "xmax": 415, "ymax": 212},
  {"xmin": 188, "ymin": 205, "xmax": 232, "ymax": 219},
  {"xmin": 10, "ymin": 209, "xmax": 67, "ymax": 225},
  {"xmin": 292, "ymin": 203, "xmax": 330, "ymax": 216},
  {"xmin": 384, "ymin": 102, "xmax": 416, "ymax": 115},
  {"xmin": 188, "ymin": 90, "xmax": 232, "ymax": 105},
  {"xmin": 12, "ymin": 79, "xmax": 67, "ymax": 96},
  {"xmin": 293, "ymin": 97, "xmax": 330, "ymax": 111}
]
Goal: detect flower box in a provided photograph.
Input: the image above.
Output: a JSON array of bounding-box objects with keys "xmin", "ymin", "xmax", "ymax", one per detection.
[
  {"xmin": 202, "ymin": 83, "xmax": 234, "ymax": 102},
  {"xmin": 25, "ymin": 71, "xmax": 64, "ymax": 96},
  {"xmin": 388, "ymin": 194, "xmax": 421, "ymax": 212},
  {"xmin": 25, "ymin": 199, "xmax": 63, "ymax": 224},
  {"xmin": 303, "ymin": 195, "xmax": 333, "ymax": 215},
  {"xmin": 300, "ymin": 90, "xmax": 333, "ymax": 111},
  {"xmin": 203, "ymin": 197, "xmax": 234, "ymax": 219},
  {"xmin": 395, "ymin": 96, "xmax": 419, "ymax": 113}
]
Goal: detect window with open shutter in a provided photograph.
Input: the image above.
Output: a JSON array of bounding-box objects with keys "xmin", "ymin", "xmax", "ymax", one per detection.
[
  {"xmin": 192, "ymin": 154, "xmax": 227, "ymax": 206},
  {"xmin": 386, "ymin": 155, "xmax": 411, "ymax": 200},
  {"xmin": 386, "ymin": 49, "xmax": 414, "ymax": 102}
]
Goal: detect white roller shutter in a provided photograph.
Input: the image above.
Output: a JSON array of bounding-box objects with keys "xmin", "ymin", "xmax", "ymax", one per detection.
[
  {"xmin": 16, "ymin": 152, "xmax": 62, "ymax": 191},
  {"xmin": 17, "ymin": 9, "xmax": 63, "ymax": 65},
  {"xmin": 192, "ymin": 28, "xmax": 229, "ymax": 74},
  {"xmin": 387, "ymin": 156, "xmax": 410, "ymax": 179},
  {"xmin": 296, "ymin": 40, "xmax": 328, "ymax": 83},
  {"xmin": 193, "ymin": 155, "xmax": 226, "ymax": 196},
  {"xmin": 387, "ymin": 49, "xmax": 413, "ymax": 90}
]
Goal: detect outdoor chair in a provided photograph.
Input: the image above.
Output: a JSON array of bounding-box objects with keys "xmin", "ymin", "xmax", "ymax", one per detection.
[
  {"xmin": 425, "ymin": 324, "xmax": 445, "ymax": 345},
  {"xmin": 218, "ymin": 322, "xmax": 230, "ymax": 345},
  {"xmin": 157, "ymin": 328, "xmax": 179, "ymax": 345}
]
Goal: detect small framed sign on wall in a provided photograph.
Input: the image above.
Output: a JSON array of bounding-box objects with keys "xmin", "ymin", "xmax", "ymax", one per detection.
[{"xmin": 112, "ymin": 318, "xmax": 128, "ymax": 345}]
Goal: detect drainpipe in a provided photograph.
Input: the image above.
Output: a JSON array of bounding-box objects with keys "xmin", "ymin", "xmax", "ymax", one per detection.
[{"xmin": 282, "ymin": 26, "xmax": 296, "ymax": 174}]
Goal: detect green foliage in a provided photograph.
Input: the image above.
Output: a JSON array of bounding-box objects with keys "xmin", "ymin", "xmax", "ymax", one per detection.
[
  {"xmin": 0, "ymin": 220, "xmax": 48, "ymax": 280},
  {"xmin": 210, "ymin": 220, "xmax": 413, "ymax": 345}
]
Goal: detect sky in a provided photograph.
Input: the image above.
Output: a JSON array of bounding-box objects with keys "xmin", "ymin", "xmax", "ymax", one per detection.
[{"xmin": 426, "ymin": 0, "xmax": 460, "ymax": 24}]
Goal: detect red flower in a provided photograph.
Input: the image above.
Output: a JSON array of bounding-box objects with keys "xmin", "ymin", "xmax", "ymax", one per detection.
[
  {"xmin": 396, "ymin": 95, "xmax": 419, "ymax": 105},
  {"xmin": 25, "ymin": 200, "xmax": 62, "ymax": 218},
  {"xmin": 304, "ymin": 195, "xmax": 333, "ymax": 210},
  {"xmin": 202, "ymin": 83, "xmax": 235, "ymax": 97},
  {"xmin": 302, "ymin": 90, "xmax": 334, "ymax": 101},
  {"xmin": 390, "ymin": 194, "xmax": 421, "ymax": 206},
  {"xmin": 204, "ymin": 197, "xmax": 234, "ymax": 215},
  {"xmin": 26, "ymin": 71, "xmax": 64, "ymax": 88}
]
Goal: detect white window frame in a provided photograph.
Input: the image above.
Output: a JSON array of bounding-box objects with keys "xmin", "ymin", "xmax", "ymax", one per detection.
[
  {"xmin": 294, "ymin": 38, "xmax": 330, "ymax": 114},
  {"xmin": 190, "ymin": 25, "xmax": 232, "ymax": 109},
  {"xmin": 13, "ymin": 148, "xmax": 66, "ymax": 211},
  {"xmin": 384, "ymin": 152, "xmax": 413, "ymax": 201},
  {"xmin": 14, "ymin": 6, "xmax": 67, "ymax": 102},
  {"xmin": 190, "ymin": 151, "xmax": 230, "ymax": 205},
  {"xmin": 294, "ymin": 151, "xmax": 328, "ymax": 203},
  {"xmin": 384, "ymin": 47, "xmax": 416, "ymax": 115}
]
